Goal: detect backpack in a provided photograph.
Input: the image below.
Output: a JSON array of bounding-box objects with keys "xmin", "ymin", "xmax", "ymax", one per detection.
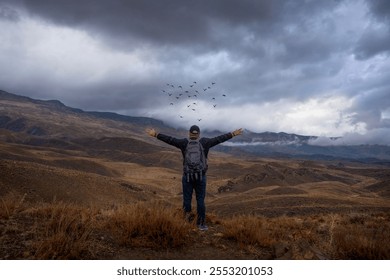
[{"xmin": 184, "ymin": 139, "xmax": 207, "ymax": 182}]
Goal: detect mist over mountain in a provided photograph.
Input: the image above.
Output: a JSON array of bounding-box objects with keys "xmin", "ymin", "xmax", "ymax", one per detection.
[{"xmin": 1, "ymin": 89, "xmax": 389, "ymax": 163}]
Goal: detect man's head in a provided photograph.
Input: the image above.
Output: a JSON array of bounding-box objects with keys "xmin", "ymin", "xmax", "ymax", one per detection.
[{"xmin": 189, "ymin": 125, "xmax": 200, "ymax": 139}]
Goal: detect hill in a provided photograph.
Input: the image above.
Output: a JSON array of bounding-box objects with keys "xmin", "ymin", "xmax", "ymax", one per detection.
[
  {"xmin": 1, "ymin": 89, "xmax": 390, "ymax": 259},
  {"xmin": 2, "ymin": 89, "xmax": 390, "ymax": 163}
]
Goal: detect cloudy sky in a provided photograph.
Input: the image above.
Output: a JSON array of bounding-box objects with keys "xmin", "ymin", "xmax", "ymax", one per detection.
[{"xmin": 1, "ymin": 0, "xmax": 389, "ymax": 144}]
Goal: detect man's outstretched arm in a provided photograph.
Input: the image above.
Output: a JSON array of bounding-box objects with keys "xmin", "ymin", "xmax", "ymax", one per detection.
[
  {"xmin": 205, "ymin": 128, "xmax": 244, "ymax": 149},
  {"xmin": 146, "ymin": 128, "xmax": 187, "ymax": 150}
]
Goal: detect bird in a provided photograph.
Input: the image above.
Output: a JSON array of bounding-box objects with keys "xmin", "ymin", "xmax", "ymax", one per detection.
[
  {"xmin": 198, "ymin": 119, "xmax": 202, "ymax": 122},
  {"xmin": 168, "ymin": 93, "xmax": 172, "ymax": 96},
  {"xmin": 195, "ymin": 90, "xmax": 199, "ymax": 93},
  {"xmin": 190, "ymin": 85, "xmax": 194, "ymax": 87},
  {"xmin": 187, "ymin": 105, "xmax": 191, "ymax": 107},
  {"xmin": 212, "ymin": 82, "xmax": 216, "ymax": 85},
  {"xmin": 185, "ymin": 90, "xmax": 189, "ymax": 93},
  {"xmin": 170, "ymin": 103, "xmax": 174, "ymax": 105},
  {"xmin": 193, "ymin": 102, "xmax": 197, "ymax": 105},
  {"xmin": 180, "ymin": 115, "xmax": 183, "ymax": 118},
  {"xmin": 213, "ymin": 104, "xmax": 217, "ymax": 108},
  {"xmin": 222, "ymin": 94, "xmax": 226, "ymax": 97},
  {"xmin": 178, "ymin": 85, "xmax": 182, "ymax": 89},
  {"xmin": 193, "ymin": 81, "xmax": 197, "ymax": 84},
  {"xmin": 192, "ymin": 109, "xmax": 196, "ymax": 111},
  {"xmin": 176, "ymin": 96, "xmax": 179, "ymax": 99},
  {"xmin": 193, "ymin": 95, "xmax": 197, "ymax": 98},
  {"xmin": 212, "ymin": 97, "xmax": 215, "ymax": 100},
  {"xmin": 203, "ymin": 88, "xmax": 207, "ymax": 91}
]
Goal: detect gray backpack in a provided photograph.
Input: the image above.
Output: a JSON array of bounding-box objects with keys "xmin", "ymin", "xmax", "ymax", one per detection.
[{"xmin": 184, "ymin": 139, "xmax": 207, "ymax": 181}]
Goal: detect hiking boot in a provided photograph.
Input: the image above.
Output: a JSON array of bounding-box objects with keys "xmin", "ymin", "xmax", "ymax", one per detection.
[{"xmin": 198, "ymin": 224, "xmax": 209, "ymax": 231}]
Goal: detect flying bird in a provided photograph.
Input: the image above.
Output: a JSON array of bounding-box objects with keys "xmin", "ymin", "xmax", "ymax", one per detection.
[
  {"xmin": 222, "ymin": 94, "xmax": 226, "ymax": 97},
  {"xmin": 213, "ymin": 104, "xmax": 217, "ymax": 108},
  {"xmin": 198, "ymin": 119, "xmax": 202, "ymax": 122},
  {"xmin": 170, "ymin": 103, "xmax": 174, "ymax": 105},
  {"xmin": 212, "ymin": 82, "xmax": 216, "ymax": 85}
]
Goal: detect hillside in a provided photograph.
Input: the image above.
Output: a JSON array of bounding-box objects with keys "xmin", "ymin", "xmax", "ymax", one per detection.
[{"xmin": 1, "ymin": 89, "xmax": 390, "ymax": 260}]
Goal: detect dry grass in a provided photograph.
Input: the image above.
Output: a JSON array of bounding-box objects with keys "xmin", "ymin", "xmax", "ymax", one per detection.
[
  {"xmin": 222, "ymin": 212, "xmax": 390, "ymax": 259},
  {"xmin": 1, "ymin": 191, "xmax": 389, "ymax": 259},
  {"xmin": 30, "ymin": 202, "xmax": 97, "ymax": 259},
  {"xmin": 104, "ymin": 202, "xmax": 192, "ymax": 248},
  {"xmin": 0, "ymin": 192, "xmax": 26, "ymax": 220},
  {"xmin": 332, "ymin": 212, "xmax": 390, "ymax": 259}
]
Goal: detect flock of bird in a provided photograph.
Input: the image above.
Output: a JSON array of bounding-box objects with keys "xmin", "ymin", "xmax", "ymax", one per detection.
[{"xmin": 161, "ymin": 81, "xmax": 227, "ymax": 122}]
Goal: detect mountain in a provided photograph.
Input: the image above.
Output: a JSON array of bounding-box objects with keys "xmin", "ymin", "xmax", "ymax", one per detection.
[
  {"xmin": 2, "ymin": 89, "xmax": 390, "ymax": 260},
  {"xmin": 215, "ymin": 130, "xmax": 390, "ymax": 163},
  {"xmin": 1, "ymin": 89, "xmax": 390, "ymax": 163}
]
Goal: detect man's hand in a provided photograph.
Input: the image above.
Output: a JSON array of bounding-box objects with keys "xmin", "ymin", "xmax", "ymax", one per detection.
[
  {"xmin": 146, "ymin": 128, "xmax": 158, "ymax": 137},
  {"xmin": 231, "ymin": 128, "xmax": 243, "ymax": 137}
]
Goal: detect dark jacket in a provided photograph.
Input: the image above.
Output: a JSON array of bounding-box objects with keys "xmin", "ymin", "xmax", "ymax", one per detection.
[{"xmin": 156, "ymin": 132, "xmax": 233, "ymax": 172}]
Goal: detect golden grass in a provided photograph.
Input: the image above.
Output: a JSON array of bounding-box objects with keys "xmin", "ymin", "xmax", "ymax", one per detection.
[
  {"xmin": 104, "ymin": 202, "xmax": 192, "ymax": 248},
  {"xmin": 222, "ymin": 212, "xmax": 390, "ymax": 259},
  {"xmin": 1, "ymin": 192, "xmax": 389, "ymax": 259},
  {"xmin": 332, "ymin": 212, "xmax": 390, "ymax": 259},
  {"xmin": 30, "ymin": 202, "xmax": 97, "ymax": 259}
]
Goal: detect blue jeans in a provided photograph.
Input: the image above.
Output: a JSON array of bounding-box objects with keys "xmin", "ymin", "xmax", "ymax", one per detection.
[{"xmin": 182, "ymin": 174, "xmax": 206, "ymax": 225}]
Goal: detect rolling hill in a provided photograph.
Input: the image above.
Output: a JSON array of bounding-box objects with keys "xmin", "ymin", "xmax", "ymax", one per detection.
[{"xmin": 1, "ymin": 89, "xmax": 389, "ymax": 260}]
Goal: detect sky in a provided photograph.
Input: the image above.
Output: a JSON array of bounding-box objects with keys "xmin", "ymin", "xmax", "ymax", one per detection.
[{"xmin": 0, "ymin": 0, "xmax": 389, "ymax": 145}]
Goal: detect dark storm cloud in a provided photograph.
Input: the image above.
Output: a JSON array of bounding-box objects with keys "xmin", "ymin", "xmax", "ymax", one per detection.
[
  {"xmin": 354, "ymin": 0, "xmax": 390, "ymax": 59},
  {"xmin": 1, "ymin": 0, "xmax": 390, "ymax": 142},
  {"xmin": 4, "ymin": 0, "xmax": 339, "ymax": 55}
]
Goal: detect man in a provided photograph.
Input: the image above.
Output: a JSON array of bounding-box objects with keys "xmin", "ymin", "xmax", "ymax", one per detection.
[{"xmin": 147, "ymin": 125, "xmax": 243, "ymax": 230}]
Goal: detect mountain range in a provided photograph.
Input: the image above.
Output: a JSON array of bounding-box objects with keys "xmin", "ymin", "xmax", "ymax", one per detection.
[
  {"xmin": 1, "ymin": 88, "xmax": 390, "ymax": 260},
  {"xmin": 1, "ymin": 89, "xmax": 389, "ymax": 164}
]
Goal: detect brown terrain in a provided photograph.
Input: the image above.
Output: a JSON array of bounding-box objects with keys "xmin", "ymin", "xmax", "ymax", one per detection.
[{"xmin": 1, "ymin": 90, "xmax": 389, "ymax": 259}]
